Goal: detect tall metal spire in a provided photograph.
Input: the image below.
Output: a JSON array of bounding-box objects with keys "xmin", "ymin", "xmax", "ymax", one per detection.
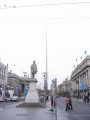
[{"xmin": 46, "ymin": 17, "xmax": 48, "ymax": 90}]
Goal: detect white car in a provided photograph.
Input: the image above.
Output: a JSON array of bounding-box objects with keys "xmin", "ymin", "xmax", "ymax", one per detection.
[
  {"xmin": 5, "ymin": 97, "xmax": 12, "ymax": 101},
  {"xmin": 11, "ymin": 95, "xmax": 19, "ymax": 101},
  {"xmin": 0, "ymin": 96, "xmax": 4, "ymax": 102}
]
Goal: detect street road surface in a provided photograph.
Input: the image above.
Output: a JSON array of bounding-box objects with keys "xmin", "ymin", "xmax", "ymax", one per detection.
[
  {"xmin": 0, "ymin": 101, "xmax": 19, "ymax": 108},
  {"xmin": 57, "ymin": 97, "xmax": 90, "ymax": 120},
  {"xmin": 0, "ymin": 98, "xmax": 90, "ymax": 120}
]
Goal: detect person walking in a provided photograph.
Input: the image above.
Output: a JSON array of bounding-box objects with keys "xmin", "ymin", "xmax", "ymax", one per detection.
[
  {"xmin": 83, "ymin": 95, "xmax": 86, "ymax": 103},
  {"xmin": 66, "ymin": 96, "xmax": 70, "ymax": 111},
  {"xmin": 69, "ymin": 96, "xmax": 73, "ymax": 110},
  {"xmin": 86, "ymin": 95, "xmax": 89, "ymax": 103},
  {"xmin": 46, "ymin": 95, "xmax": 49, "ymax": 102},
  {"xmin": 49, "ymin": 95, "xmax": 54, "ymax": 112}
]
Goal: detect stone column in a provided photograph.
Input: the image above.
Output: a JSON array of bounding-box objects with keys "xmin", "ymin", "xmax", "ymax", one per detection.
[{"xmin": 87, "ymin": 70, "xmax": 89, "ymax": 87}]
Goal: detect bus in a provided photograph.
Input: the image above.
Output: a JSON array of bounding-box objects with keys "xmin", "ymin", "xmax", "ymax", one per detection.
[
  {"xmin": 0, "ymin": 86, "xmax": 14, "ymax": 101},
  {"xmin": 5, "ymin": 86, "xmax": 14, "ymax": 101},
  {"xmin": 0, "ymin": 87, "xmax": 4, "ymax": 102}
]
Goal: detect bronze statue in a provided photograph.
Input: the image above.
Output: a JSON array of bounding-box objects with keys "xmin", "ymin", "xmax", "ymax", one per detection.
[{"xmin": 30, "ymin": 61, "xmax": 37, "ymax": 78}]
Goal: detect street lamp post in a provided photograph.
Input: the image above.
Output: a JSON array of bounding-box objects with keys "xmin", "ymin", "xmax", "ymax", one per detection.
[
  {"xmin": 3, "ymin": 76, "xmax": 6, "ymax": 109},
  {"xmin": 2, "ymin": 64, "xmax": 8, "ymax": 109},
  {"xmin": 42, "ymin": 18, "xmax": 48, "ymax": 106},
  {"xmin": 52, "ymin": 78, "xmax": 57, "ymax": 120},
  {"xmin": 54, "ymin": 78, "xmax": 57, "ymax": 120},
  {"xmin": 2, "ymin": 67, "xmax": 7, "ymax": 109}
]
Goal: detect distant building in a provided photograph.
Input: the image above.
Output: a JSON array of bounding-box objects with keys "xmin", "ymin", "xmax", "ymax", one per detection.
[
  {"xmin": 8, "ymin": 71, "xmax": 29, "ymax": 95},
  {"xmin": 0, "ymin": 62, "xmax": 8, "ymax": 86},
  {"xmin": 58, "ymin": 79, "xmax": 71, "ymax": 96},
  {"xmin": 58, "ymin": 84, "xmax": 63, "ymax": 95}
]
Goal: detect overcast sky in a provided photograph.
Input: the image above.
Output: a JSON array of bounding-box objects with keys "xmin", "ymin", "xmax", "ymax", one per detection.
[{"xmin": 0, "ymin": 0, "xmax": 90, "ymax": 89}]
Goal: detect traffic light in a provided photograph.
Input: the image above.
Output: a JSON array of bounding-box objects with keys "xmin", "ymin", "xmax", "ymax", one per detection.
[
  {"xmin": 53, "ymin": 79, "xmax": 56, "ymax": 88},
  {"xmin": 52, "ymin": 78, "xmax": 57, "ymax": 88}
]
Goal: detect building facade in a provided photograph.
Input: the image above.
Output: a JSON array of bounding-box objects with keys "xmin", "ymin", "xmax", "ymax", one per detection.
[
  {"xmin": 8, "ymin": 71, "xmax": 29, "ymax": 96},
  {"xmin": 0, "ymin": 62, "xmax": 8, "ymax": 87},
  {"xmin": 71, "ymin": 55, "xmax": 90, "ymax": 97},
  {"xmin": 58, "ymin": 79, "xmax": 71, "ymax": 96}
]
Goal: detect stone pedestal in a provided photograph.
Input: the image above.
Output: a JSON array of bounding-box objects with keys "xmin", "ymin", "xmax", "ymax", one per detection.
[
  {"xmin": 17, "ymin": 78, "xmax": 45, "ymax": 108},
  {"xmin": 25, "ymin": 78, "xmax": 39, "ymax": 103}
]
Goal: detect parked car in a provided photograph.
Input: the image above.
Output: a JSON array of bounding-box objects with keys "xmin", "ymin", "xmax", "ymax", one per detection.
[
  {"xmin": 11, "ymin": 95, "xmax": 19, "ymax": 101},
  {"xmin": 5, "ymin": 97, "xmax": 12, "ymax": 101},
  {"xmin": 0, "ymin": 95, "xmax": 8, "ymax": 102}
]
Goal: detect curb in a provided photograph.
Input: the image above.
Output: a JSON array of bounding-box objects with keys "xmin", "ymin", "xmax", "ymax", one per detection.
[{"xmin": 72, "ymin": 98, "xmax": 83, "ymax": 103}]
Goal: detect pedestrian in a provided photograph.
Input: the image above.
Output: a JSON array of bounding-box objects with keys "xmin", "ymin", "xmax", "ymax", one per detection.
[
  {"xmin": 40, "ymin": 95, "xmax": 43, "ymax": 103},
  {"xmin": 0, "ymin": 88, "xmax": 2, "ymax": 96},
  {"xmin": 65, "ymin": 96, "xmax": 70, "ymax": 111},
  {"xmin": 69, "ymin": 96, "xmax": 73, "ymax": 110},
  {"xmin": 49, "ymin": 95, "xmax": 54, "ymax": 112},
  {"xmin": 83, "ymin": 95, "xmax": 84, "ymax": 102},
  {"xmin": 83, "ymin": 95, "xmax": 86, "ymax": 103},
  {"xmin": 87, "ymin": 95, "xmax": 89, "ymax": 103},
  {"xmin": 46, "ymin": 95, "xmax": 49, "ymax": 102}
]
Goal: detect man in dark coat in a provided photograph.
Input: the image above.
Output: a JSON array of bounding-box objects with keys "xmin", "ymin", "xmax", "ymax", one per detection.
[{"xmin": 69, "ymin": 96, "xmax": 73, "ymax": 110}]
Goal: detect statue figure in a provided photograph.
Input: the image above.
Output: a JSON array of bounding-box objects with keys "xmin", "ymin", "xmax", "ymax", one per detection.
[{"xmin": 30, "ymin": 61, "xmax": 38, "ymax": 78}]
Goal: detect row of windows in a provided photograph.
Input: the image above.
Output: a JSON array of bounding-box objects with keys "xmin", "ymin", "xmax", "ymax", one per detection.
[
  {"xmin": 0, "ymin": 74, "xmax": 5, "ymax": 78},
  {"xmin": 0, "ymin": 68, "xmax": 6, "ymax": 73}
]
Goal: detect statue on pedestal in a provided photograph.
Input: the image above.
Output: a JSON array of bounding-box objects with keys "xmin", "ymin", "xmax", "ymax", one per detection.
[
  {"xmin": 18, "ymin": 61, "xmax": 40, "ymax": 105},
  {"xmin": 30, "ymin": 61, "xmax": 38, "ymax": 78}
]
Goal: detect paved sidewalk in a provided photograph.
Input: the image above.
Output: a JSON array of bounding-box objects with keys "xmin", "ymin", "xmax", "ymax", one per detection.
[
  {"xmin": 0, "ymin": 101, "xmax": 63, "ymax": 120},
  {"xmin": 72, "ymin": 97, "xmax": 90, "ymax": 104}
]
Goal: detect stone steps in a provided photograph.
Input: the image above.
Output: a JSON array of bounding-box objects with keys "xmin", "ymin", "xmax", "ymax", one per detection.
[{"xmin": 16, "ymin": 102, "xmax": 46, "ymax": 108}]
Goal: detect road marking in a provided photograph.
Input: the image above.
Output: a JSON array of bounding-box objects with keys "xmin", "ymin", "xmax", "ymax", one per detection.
[
  {"xmin": 69, "ymin": 115, "xmax": 90, "ymax": 117},
  {"xmin": 73, "ymin": 108, "xmax": 90, "ymax": 110},
  {"xmin": 65, "ymin": 112, "xmax": 69, "ymax": 115},
  {"xmin": 59, "ymin": 101, "xmax": 65, "ymax": 108}
]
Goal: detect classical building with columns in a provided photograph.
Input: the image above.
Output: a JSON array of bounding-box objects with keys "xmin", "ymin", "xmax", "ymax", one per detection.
[{"xmin": 71, "ymin": 55, "xmax": 90, "ymax": 97}]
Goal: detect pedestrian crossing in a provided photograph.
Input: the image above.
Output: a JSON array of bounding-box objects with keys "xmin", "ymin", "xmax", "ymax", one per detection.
[{"xmin": 57, "ymin": 97, "xmax": 90, "ymax": 119}]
